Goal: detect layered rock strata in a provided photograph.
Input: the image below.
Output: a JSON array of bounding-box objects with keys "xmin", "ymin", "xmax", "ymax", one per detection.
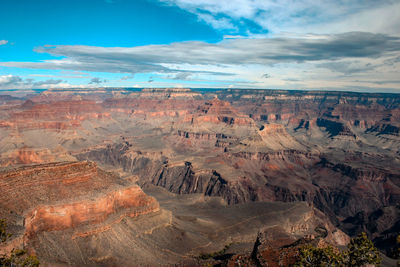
[{"xmin": 0, "ymin": 161, "xmax": 159, "ymax": 259}]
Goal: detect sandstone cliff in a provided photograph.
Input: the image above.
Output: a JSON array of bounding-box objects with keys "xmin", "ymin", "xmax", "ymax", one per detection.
[{"xmin": 0, "ymin": 161, "xmax": 160, "ymax": 265}]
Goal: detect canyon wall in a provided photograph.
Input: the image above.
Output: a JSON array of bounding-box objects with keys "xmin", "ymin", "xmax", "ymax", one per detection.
[{"xmin": 1, "ymin": 88, "xmax": 399, "ymax": 263}]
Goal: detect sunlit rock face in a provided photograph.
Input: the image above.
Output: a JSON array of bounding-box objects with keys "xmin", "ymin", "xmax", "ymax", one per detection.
[
  {"xmin": 24, "ymin": 186, "xmax": 159, "ymax": 240},
  {"xmin": 0, "ymin": 161, "xmax": 161, "ymax": 265},
  {"xmin": 0, "ymin": 161, "xmax": 159, "ymax": 224},
  {"xmin": 183, "ymin": 97, "xmax": 255, "ymax": 126}
]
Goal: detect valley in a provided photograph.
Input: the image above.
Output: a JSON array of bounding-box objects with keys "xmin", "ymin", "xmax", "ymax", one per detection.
[{"xmin": 0, "ymin": 88, "xmax": 399, "ymax": 266}]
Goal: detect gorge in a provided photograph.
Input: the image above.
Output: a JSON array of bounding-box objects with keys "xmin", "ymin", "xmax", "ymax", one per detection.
[{"xmin": 0, "ymin": 88, "xmax": 399, "ymax": 266}]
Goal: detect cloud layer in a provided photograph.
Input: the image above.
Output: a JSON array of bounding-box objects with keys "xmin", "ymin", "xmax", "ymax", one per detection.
[
  {"xmin": 2, "ymin": 32, "xmax": 399, "ymax": 72},
  {"xmin": 0, "ymin": 75, "xmax": 64, "ymax": 89},
  {"xmin": 1, "ymin": 31, "xmax": 400, "ymax": 91},
  {"xmin": 158, "ymin": 0, "xmax": 400, "ymax": 35}
]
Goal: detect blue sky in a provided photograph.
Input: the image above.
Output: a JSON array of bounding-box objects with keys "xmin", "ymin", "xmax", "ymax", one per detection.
[{"xmin": 0, "ymin": 0, "xmax": 400, "ymax": 92}]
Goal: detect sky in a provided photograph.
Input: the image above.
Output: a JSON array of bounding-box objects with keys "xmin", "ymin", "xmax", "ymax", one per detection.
[{"xmin": 0, "ymin": 0, "xmax": 400, "ymax": 92}]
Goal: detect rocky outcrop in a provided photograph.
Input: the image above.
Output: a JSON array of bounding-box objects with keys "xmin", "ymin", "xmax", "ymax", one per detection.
[
  {"xmin": 201, "ymin": 207, "xmax": 349, "ymax": 267},
  {"xmin": 13, "ymin": 100, "xmax": 105, "ymax": 120},
  {"xmin": 230, "ymin": 149, "xmax": 315, "ymax": 162},
  {"xmin": 177, "ymin": 130, "xmax": 237, "ymax": 148},
  {"xmin": 24, "ymin": 186, "xmax": 159, "ymax": 240},
  {"xmin": 241, "ymin": 231, "xmax": 344, "ymax": 267},
  {"xmin": 259, "ymin": 123, "xmax": 288, "ymax": 136},
  {"xmin": 0, "ymin": 100, "xmax": 110, "ymax": 131},
  {"xmin": 0, "ymin": 162, "xmax": 100, "ymax": 212},
  {"xmin": 316, "ymin": 118, "xmax": 356, "ymax": 138},
  {"xmin": 317, "ymin": 158, "xmax": 389, "ymax": 182},
  {"xmin": 367, "ymin": 123, "xmax": 400, "ymax": 136},
  {"xmin": 102, "ymin": 89, "xmax": 203, "ymax": 118},
  {"xmin": 184, "ymin": 98, "xmax": 255, "ymax": 126},
  {"xmin": 29, "ymin": 88, "xmax": 117, "ymax": 102},
  {"xmin": 221, "ymin": 90, "xmax": 400, "ymax": 139},
  {"xmin": 77, "ymin": 145, "xmax": 244, "ymax": 203},
  {"xmin": 129, "ymin": 88, "xmax": 202, "ymax": 99},
  {"xmin": 0, "ymin": 161, "xmax": 160, "ymax": 249}
]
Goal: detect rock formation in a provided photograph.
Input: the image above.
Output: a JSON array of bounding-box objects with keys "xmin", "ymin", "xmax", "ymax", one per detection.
[
  {"xmin": 0, "ymin": 161, "xmax": 159, "ymax": 263},
  {"xmin": 0, "ymin": 88, "xmax": 399, "ymax": 264}
]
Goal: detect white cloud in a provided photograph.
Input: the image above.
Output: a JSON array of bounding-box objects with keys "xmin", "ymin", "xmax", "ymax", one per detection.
[
  {"xmin": 0, "ymin": 40, "xmax": 8, "ymax": 45},
  {"xmin": 285, "ymin": 2, "xmax": 400, "ymax": 35},
  {"xmin": 2, "ymin": 32, "xmax": 399, "ymax": 68},
  {"xmin": 1, "ymin": 31, "xmax": 400, "ymax": 92},
  {"xmin": 197, "ymin": 13, "xmax": 237, "ymax": 30},
  {"xmin": 0, "ymin": 74, "xmax": 66, "ymax": 89},
  {"xmin": 158, "ymin": 0, "xmax": 400, "ymax": 35},
  {"xmin": 0, "ymin": 74, "xmax": 22, "ymax": 85}
]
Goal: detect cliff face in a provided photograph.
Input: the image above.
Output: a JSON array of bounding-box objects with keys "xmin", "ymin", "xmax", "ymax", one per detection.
[
  {"xmin": 77, "ymin": 141, "xmax": 400, "ymax": 222},
  {"xmin": 220, "ymin": 89, "xmax": 400, "ymax": 140},
  {"xmin": 0, "ymin": 100, "xmax": 110, "ymax": 132},
  {"xmin": 102, "ymin": 89, "xmax": 203, "ymax": 118},
  {"xmin": 183, "ymin": 97, "xmax": 255, "ymax": 126},
  {"xmin": 77, "ymin": 145, "xmax": 233, "ymax": 199},
  {"xmin": 24, "ymin": 186, "xmax": 159, "ymax": 240},
  {"xmin": 0, "ymin": 161, "xmax": 103, "ymax": 215},
  {"xmin": 0, "ymin": 161, "xmax": 160, "ymax": 259}
]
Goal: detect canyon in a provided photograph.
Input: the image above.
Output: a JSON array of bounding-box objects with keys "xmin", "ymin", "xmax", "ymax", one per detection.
[{"xmin": 0, "ymin": 88, "xmax": 399, "ymax": 266}]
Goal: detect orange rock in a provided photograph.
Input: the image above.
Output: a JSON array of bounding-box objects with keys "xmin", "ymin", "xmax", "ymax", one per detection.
[{"xmin": 24, "ymin": 186, "xmax": 159, "ymax": 240}]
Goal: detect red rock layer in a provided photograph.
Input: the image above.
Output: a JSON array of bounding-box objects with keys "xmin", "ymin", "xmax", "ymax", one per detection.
[
  {"xmin": 230, "ymin": 92, "xmax": 400, "ymax": 133},
  {"xmin": 0, "ymin": 162, "xmax": 149, "ymax": 219},
  {"xmin": 14, "ymin": 100, "xmax": 104, "ymax": 119},
  {"xmin": 184, "ymin": 98, "xmax": 254, "ymax": 126},
  {"xmin": 24, "ymin": 186, "xmax": 159, "ymax": 240},
  {"xmin": 259, "ymin": 123, "xmax": 289, "ymax": 136},
  {"xmin": 0, "ymin": 162, "xmax": 97, "ymax": 216},
  {"xmin": 0, "ymin": 161, "xmax": 160, "ymax": 248},
  {"xmin": 0, "ymin": 100, "xmax": 110, "ymax": 131},
  {"xmin": 103, "ymin": 97, "xmax": 202, "ymax": 118}
]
